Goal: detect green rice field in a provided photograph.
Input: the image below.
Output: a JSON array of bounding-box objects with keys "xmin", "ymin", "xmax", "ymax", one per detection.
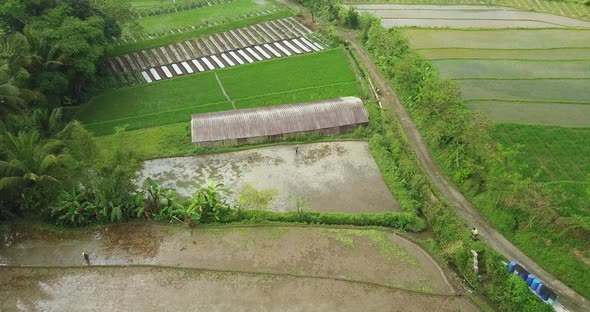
[
  {"xmin": 433, "ymin": 60, "xmax": 590, "ymax": 79},
  {"xmin": 467, "ymin": 101, "xmax": 590, "ymax": 127},
  {"xmin": 419, "ymin": 48, "xmax": 590, "ymax": 60},
  {"xmin": 128, "ymin": 0, "xmax": 279, "ymax": 36},
  {"xmin": 403, "ymin": 29, "xmax": 590, "ymax": 49},
  {"xmin": 493, "ymin": 123, "xmax": 590, "ymax": 216},
  {"xmin": 78, "ymin": 49, "xmax": 359, "ymax": 135},
  {"xmin": 458, "ymin": 79, "xmax": 589, "ymax": 103}
]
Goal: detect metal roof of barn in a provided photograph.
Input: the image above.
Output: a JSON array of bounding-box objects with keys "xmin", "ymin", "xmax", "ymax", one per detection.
[{"xmin": 191, "ymin": 97, "xmax": 368, "ymax": 143}]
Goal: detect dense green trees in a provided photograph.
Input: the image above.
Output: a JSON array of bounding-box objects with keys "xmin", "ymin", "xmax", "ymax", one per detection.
[{"xmin": 0, "ymin": 0, "xmax": 133, "ymax": 219}]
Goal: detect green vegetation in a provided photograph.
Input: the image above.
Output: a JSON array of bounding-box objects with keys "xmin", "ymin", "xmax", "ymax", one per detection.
[
  {"xmin": 295, "ymin": 0, "xmax": 585, "ymax": 305},
  {"xmin": 343, "ymin": 0, "xmax": 590, "ymax": 21},
  {"xmin": 458, "ymin": 79, "xmax": 589, "ymax": 102},
  {"xmin": 129, "ymin": 0, "xmax": 279, "ymax": 35},
  {"xmin": 353, "ymin": 11, "xmax": 590, "ymax": 300},
  {"xmin": 79, "ymin": 49, "xmax": 359, "ymax": 135}
]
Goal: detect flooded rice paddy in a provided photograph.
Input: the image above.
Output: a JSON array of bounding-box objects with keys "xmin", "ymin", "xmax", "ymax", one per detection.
[
  {"xmin": 0, "ymin": 223, "xmax": 478, "ymax": 311},
  {"xmin": 136, "ymin": 142, "xmax": 400, "ymax": 213}
]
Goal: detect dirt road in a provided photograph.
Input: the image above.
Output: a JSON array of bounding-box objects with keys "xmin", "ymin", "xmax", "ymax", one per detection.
[{"xmin": 336, "ymin": 29, "xmax": 589, "ymax": 312}]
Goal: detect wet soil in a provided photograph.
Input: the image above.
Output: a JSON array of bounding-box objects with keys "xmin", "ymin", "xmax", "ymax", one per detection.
[
  {"xmin": 0, "ymin": 223, "xmax": 450, "ymax": 294},
  {"xmin": 0, "ymin": 267, "xmax": 478, "ymax": 312},
  {"xmin": 136, "ymin": 141, "xmax": 400, "ymax": 213}
]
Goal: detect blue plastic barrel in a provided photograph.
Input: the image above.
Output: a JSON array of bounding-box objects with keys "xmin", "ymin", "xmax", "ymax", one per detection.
[
  {"xmin": 536, "ymin": 284, "xmax": 544, "ymax": 296},
  {"xmin": 508, "ymin": 261, "xmax": 517, "ymax": 272},
  {"xmin": 541, "ymin": 293, "xmax": 549, "ymax": 301},
  {"xmin": 526, "ymin": 274, "xmax": 535, "ymax": 286},
  {"xmin": 531, "ymin": 279, "xmax": 540, "ymax": 290},
  {"xmin": 519, "ymin": 272, "xmax": 528, "ymax": 280}
]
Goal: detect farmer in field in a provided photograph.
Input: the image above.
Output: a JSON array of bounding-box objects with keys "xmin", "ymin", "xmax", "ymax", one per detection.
[
  {"xmin": 471, "ymin": 227, "xmax": 479, "ymax": 241},
  {"xmin": 82, "ymin": 252, "xmax": 91, "ymax": 266},
  {"xmin": 295, "ymin": 144, "xmax": 299, "ymax": 155}
]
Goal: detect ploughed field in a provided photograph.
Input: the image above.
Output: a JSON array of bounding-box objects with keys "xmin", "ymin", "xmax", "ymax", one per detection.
[{"xmin": 0, "ymin": 224, "xmax": 478, "ymax": 311}]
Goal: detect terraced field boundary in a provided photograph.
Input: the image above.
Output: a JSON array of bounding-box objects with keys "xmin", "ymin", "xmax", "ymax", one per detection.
[
  {"xmin": 344, "ymin": 0, "xmax": 590, "ymax": 21},
  {"xmin": 111, "ymin": 10, "xmax": 292, "ymax": 55}
]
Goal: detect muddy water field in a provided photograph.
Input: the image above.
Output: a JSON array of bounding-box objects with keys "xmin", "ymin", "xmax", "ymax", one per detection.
[
  {"xmin": 0, "ymin": 223, "xmax": 479, "ymax": 311},
  {"xmin": 136, "ymin": 141, "xmax": 400, "ymax": 213}
]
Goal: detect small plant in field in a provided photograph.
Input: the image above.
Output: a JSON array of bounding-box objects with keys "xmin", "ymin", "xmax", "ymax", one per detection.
[
  {"xmin": 289, "ymin": 194, "xmax": 308, "ymax": 221},
  {"xmin": 188, "ymin": 180, "xmax": 230, "ymax": 223},
  {"xmin": 237, "ymin": 183, "xmax": 278, "ymax": 213}
]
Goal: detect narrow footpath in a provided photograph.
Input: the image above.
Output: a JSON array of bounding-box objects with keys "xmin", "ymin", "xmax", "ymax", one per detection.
[{"xmin": 337, "ymin": 29, "xmax": 589, "ymax": 312}]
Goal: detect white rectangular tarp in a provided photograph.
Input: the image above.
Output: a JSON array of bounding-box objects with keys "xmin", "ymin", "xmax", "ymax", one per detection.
[
  {"xmin": 283, "ymin": 40, "xmax": 301, "ymax": 54},
  {"xmin": 141, "ymin": 71, "xmax": 153, "ymax": 83},
  {"xmin": 254, "ymin": 46, "xmax": 271, "ymax": 59},
  {"xmin": 300, "ymin": 38, "xmax": 321, "ymax": 52},
  {"xmin": 201, "ymin": 57, "xmax": 216, "ymax": 70},
  {"xmin": 181, "ymin": 62, "xmax": 194, "ymax": 74},
  {"xmin": 237, "ymin": 50, "xmax": 254, "ymax": 63},
  {"xmin": 246, "ymin": 48, "xmax": 263, "ymax": 61},
  {"xmin": 149, "ymin": 68, "xmax": 162, "ymax": 81},
  {"xmin": 264, "ymin": 44, "xmax": 281, "ymax": 58},
  {"xmin": 229, "ymin": 51, "xmax": 244, "ymax": 65},
  {"xmin": 192, "ymin": 59, "xmax": 205, "ymax": 72},
  {"xmin": 273, "ymin": 42, "xmax": 291, "ymax": 56},
  {"xmin": 172, "ymin": 64, "xmax": 183, "ymax": 75},
  {"xmin": 221, "ymin": 53, "xmax": 235, "ymax": 66},
  {"xmin": 210, "ymin": 55, "xmax": 225, "ymax": 68},
  {"xmin": 161, "ymin": 65, "xmax": 173, "ymax": 78},
  {"xmin": 292, "ymin": 39, "xmax": 311, "ymax": 53}
]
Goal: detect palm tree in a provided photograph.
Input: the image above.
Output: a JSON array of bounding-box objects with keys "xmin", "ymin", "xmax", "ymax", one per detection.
[{"xmin": 0, "ymin": 131, "xmax": 67, "ymax": 193}]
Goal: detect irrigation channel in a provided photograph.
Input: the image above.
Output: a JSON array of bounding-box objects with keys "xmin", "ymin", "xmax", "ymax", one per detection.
[
  {"xmin": 136, "ymin": 141, "xmax": 400, "ymax": 213},
  {"xmin": 108, "ymin": 17, "xmax": 327, "ymax": 83},
  {"xmin": 0, "ymin": 224, "xmax": 478, "ymax": 311}
]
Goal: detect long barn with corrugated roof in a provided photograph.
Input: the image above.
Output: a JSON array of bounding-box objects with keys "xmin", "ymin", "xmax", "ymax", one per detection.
[{"xmin": 191, "ymin": 97, "xmax": 368, "ymax": 147}]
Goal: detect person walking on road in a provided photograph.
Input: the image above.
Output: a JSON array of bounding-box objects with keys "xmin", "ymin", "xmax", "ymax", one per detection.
[{"xmin": 471, "ymin": 227, "xmax": 479, "ymax": 241}]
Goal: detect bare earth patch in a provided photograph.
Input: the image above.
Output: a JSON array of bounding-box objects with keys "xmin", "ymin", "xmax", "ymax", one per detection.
[{"xmin": 136, "ymin": 141, "xmax": 400, "ymax": 213}]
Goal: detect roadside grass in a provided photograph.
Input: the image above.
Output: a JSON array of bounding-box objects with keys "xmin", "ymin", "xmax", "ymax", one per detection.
[
  {"xmin": 343, "ymin": 0, "xmax": 590, "ymax": 21},
  {"xmin": 78, "ymin": 49, "xmax": 359, "ymax": 135},
  {"xmin": 402, "ymin": 29, "xmax": 590, "ymax": 49},
  {"xmin": 130, "ymin": 0, "xmax": 222, "ymax": 10},
  {"xmin": 467, "ymin": 101, "xmax": 590, "ymax": 126},
  {"xmin": 128, "ymin": 0, "xmax": 278, "ymax": 35},
  {"xmin": 458, "ymin": 79, "xmax": 589, "ymax": 103},
  {"xmin": 110, "ymin": 10, "xmax": 292, "ymax": 56},
  {"xmin": 418, "ymin": 48, "xmax": 590, "ymax": 60},
  {"xmin": 433, "ymin": 60, "xmax": 590, "ymax": 79}
]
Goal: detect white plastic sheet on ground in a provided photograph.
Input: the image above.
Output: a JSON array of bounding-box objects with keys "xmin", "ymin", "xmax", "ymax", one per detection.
[
  {"xmin": 141, "ymin": 71, "xmax": 153, "ymax": 83},
  {"xmin": 237, "ymin": 50, "xmax": 254, "ymax": 63},
  {"xmin": 246, "ymin": 48, "xmax": 263, "ymax": 61},
  {"xmin": 192, "ymin": 59, "xmax": 205, "ymax": 72},
  {"xmin": 254, "ymin": 46, "xmax": 271, "ymax": 59},
  {"xmin": 181, "ymin": 62, "xmax": 194, "ymax": 74},
  {"xmin": 149, "ymin": 68, "xmax": 162, "ymax": 81}
]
